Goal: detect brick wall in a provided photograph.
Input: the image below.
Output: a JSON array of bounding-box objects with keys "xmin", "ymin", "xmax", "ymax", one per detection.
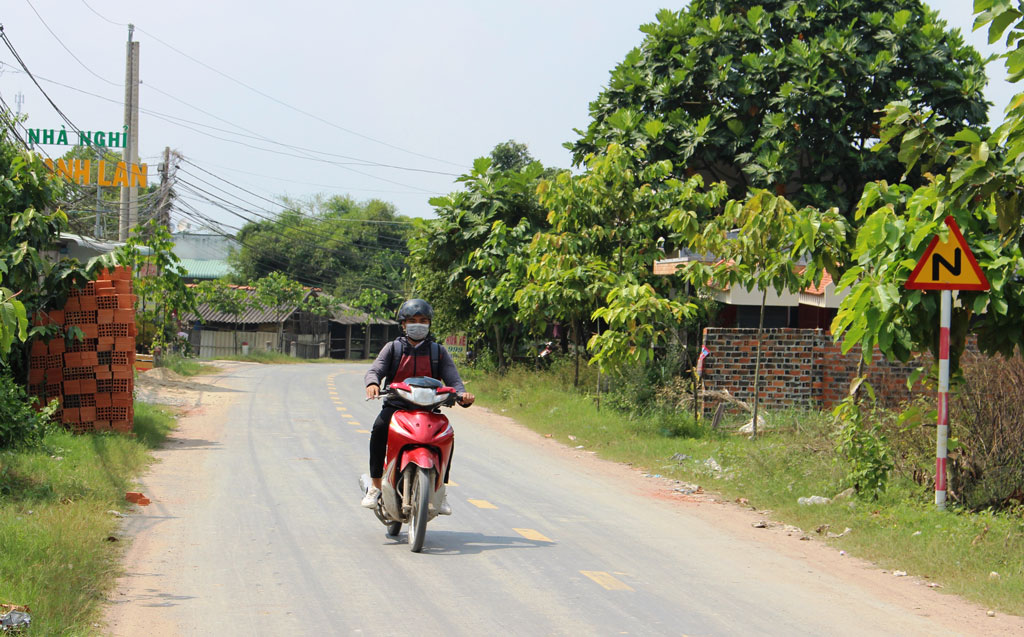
[
  {"xmin": 700, "ymin": 327, "xmax": 923, "ymax": 416},
  {"xmin": 27, "ymin": 266, "xmax": 136, "ymax": 434}
]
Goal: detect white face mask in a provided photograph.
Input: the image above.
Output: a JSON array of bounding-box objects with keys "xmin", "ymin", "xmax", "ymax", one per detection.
[{"xmin": 405, "ymin": 323, "xmax": 430, "ymax": 341}]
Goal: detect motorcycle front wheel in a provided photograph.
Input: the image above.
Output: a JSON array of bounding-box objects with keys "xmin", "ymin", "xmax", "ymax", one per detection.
[{"xmin": 408, "ymin": 466, "xmax": 432, "ymax": 553}]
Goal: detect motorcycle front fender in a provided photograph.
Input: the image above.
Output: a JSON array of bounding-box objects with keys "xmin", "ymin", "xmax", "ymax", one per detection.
[{"xmin": 400, "ymin": 447, "xmax": 439, "ymax": 473}]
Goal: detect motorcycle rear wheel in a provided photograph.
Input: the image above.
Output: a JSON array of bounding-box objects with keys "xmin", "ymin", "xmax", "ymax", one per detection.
[
  {"xmin": 386, "ymin": 521, "xmax": 402, "ymax": 537},
  {"xmin": 408, "ymin": 466, "xmax": 432, "ymax": 553}
]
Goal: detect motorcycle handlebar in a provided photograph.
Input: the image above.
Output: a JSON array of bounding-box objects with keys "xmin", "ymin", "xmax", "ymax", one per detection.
[{"xmin": 377, "ymin": 385, "xmax": 464, "ymax": 408}]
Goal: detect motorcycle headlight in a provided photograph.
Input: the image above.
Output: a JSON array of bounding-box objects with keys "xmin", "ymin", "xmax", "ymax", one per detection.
[{"xmin": 396, "ymin": 387, "xmax": 440, "ymax": 407}]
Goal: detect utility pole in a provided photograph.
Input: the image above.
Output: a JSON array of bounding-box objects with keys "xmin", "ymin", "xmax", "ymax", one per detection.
[
  {"xmin": 118, "ymin": 24, "xmax": 139, "ymax": 241},
  {"xmin": 156, "ymin": 146, "xmax": 175, "ymax": 229},
  {"xmin": 94, "ymin": 168, "xmax": 103, "ymax": 238}
]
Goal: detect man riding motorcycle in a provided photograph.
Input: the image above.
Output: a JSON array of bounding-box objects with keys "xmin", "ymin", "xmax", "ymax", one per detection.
[{"xmin": 362, "ymin": 299, "xmax": 475, "ymax": 512}]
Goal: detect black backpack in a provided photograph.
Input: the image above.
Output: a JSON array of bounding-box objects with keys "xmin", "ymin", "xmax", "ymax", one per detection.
[{"xmin": 385, "ymin": 338, "xmax": 440, "ymax": 387}]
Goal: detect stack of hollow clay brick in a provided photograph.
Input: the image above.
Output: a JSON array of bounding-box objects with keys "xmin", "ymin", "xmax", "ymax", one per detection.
[{"xmin": 27, "ymin": 266, "xmax": 136, "ymax": 434}]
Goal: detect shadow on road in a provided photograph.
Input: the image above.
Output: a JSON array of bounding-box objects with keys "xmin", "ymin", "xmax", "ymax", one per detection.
[
  {"xmin": 382, "ymin": 530, "xmax": 555, "ymax": 555},
  {"xmin": 163, "ymin": 437, "xmax": 222, "ymax": 451},
  {"xmin": 107, "ymin": 582, "xmax": 197, "ymax": 608}
]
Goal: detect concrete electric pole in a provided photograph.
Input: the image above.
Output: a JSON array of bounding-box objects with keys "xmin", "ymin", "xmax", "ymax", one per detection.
[
  {"xmin": 156, "ymin": 146, "xmax": 177, "ymax": 229},
  {"xmin": 118, "ymin": 25, "xmax": 139, "ymax": 241}
]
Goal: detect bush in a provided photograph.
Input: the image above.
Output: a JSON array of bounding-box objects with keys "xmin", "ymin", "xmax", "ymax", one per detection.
[
  {"xmin": 832, "ymin": 380, "xmax": 894, "ymax": 499},
  {"xmin": 606, "ymin": 344, "xmax": 693, "ymax": 414},
  {"xmin": 950, "ymin": 351, "xmax": 1024, "ymax": 510},
  {"xmin": 158, "ymin": 353, "xmax": 203, "ymax": 377},
  {"xmin": 0, "ymin": 373, "xmax": 56, "ymax": 449}
]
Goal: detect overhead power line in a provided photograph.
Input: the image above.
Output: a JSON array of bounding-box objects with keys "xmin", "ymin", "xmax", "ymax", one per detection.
[
  {"xmin": 174, "ymin": 175, "xmax": 411, "ymax": 254},
  {"xmin": 0, "ymin": 62, "xmax": 455, "ymax": 193},
  {"xmin": 180, "ymin": 158, "xmax": 415, "ymax": 225},
  {"xmin": 24, "ymin": 0, "xmax": 120, "ymax": 87},
  {"xmin": 78, "ymin": 0, "xmax": 466, "ymax": 170},
  {"xmin": 173, "ymin": 201, "xmax": 407, "ymax": 296}
]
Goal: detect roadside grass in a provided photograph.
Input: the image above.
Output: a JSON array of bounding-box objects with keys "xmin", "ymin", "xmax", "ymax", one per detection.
[
  {"xmin": 462, "ymin": 363, "xmax": 1024, "ymax": 615},
  {"xmin": 0, "ymin": 402, "xmax": 175, "ymax": 635},
  {"xmin": 213, "ymin": 351, "xmax": 337, "ymax": 364},
  {"xmin": 158, "ymin": 353, "xmax": 220, "ymax": 377}
]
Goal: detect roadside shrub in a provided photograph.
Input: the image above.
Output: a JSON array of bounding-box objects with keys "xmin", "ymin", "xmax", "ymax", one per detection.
[
  {"xmin": 950, "ymin": 351, "xmax": 1024, "ymax": 510},
  {"xmin": 833, "ymin": 379, "xmax": 894, "ymax": 499},
  {"xmin": 0, "ymin": 372, "xmax": 56, "ymax": 449},
  {"xmin": 606, "ymin": 345, "xmax": 693, "ymax": 413},
  {"xmin": 158, "ymin": 353, "xmax": 203, "ymax": 377},
  {"xmin": 875, "ymin": 395, "xmax": 936, "ymax": 490}
]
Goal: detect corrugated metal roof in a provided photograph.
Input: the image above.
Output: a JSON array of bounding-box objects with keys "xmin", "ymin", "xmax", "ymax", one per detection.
[
  {"xmin": 185, "ymin": 290, "xmax": 398, "ymax": 326},
  {"xmin": 330, "ymin": 304, "xmax": 398, "ymax": 326},
  {"xmin": 187, "ymin": 287, "xmax": 313, "ymax": 325},
  {"xmin": 179, "ymin": 258, "xmax": 234, "ymax": 280}
]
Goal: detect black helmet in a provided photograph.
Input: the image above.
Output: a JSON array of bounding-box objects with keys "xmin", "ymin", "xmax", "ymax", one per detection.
[{"xmin": 396, "ymin": 298, "xmax": 433, "ymax": 322}]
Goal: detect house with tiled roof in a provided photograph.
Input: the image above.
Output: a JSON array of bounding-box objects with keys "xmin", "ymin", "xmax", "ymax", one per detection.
[{"xmin": 654, "ymin": 242, "xmax": 847, "ymax": 330}]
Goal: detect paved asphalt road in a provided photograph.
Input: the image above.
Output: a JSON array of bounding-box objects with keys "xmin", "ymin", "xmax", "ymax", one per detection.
[{"xmin": 111, "ymin": 362, "xmax": 993, "ymax": 636}]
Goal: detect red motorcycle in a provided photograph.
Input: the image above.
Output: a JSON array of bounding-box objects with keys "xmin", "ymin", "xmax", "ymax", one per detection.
[{"xmin": 360, "ymin": 376, "xmax": 458, "ymax": 552}]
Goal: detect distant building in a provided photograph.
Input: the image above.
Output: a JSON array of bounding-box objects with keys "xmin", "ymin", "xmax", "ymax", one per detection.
[
  {"xmin": 43, "ymin": 233, "xmax": 151, "ymax": 263},
  {"xmin": 654, "ymin": 239, "xmax": 847, "ymax": 330},
  {"xmin": 171, "ymin": 231, "xmax": 238, "ymax": 283}
]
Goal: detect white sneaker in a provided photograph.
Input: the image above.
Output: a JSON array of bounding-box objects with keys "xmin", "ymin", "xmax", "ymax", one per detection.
[
  {"xmin": 361, "ymin": 486, "xmax": 381, "ymax": 508},
  {"xmin": 438, "ymin": 493, "xmax": 452, "ymax": 515}
]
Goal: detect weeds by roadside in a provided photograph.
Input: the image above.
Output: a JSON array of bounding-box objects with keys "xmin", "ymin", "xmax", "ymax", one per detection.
[
  {"xmin": 212, "ymin": 351, "xmax": 337, "ymax": 365},
  {"xmin": 157, "ymin": 354, "xmax": 218, "ymax": 377},
  {"xmin": 463, "ymin": 360, "xmax": 1024, "ymax": 615},
  {"xmin": 0, "ymin": 401, "xmax": 175, "ymax": 634}
]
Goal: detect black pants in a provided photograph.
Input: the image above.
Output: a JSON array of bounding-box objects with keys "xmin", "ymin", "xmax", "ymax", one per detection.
[{"xmin": 369, "ymin": 405, "xmax": 452, "ymax": 483}]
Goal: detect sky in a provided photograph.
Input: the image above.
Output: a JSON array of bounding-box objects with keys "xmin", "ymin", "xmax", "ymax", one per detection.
[{"xmin": 0, "ymin": 1, "xmax": 1016, "ymax": 234}]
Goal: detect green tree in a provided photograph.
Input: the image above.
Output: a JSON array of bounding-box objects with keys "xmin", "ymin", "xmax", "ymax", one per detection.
[
  {"xmin": 528, "ymin": 143, "xmax": 727, "ymax": 376},
  {"xmin": 570, "ymin": 1, "xmax": 989, "ymax": 215},
  {"xmin": 490, "ymin": 139, "xmax": 534, "ymax": 172},
  {"xmin": 410, "ymin": 155, "xmax": 550, "ymax": 369},
  {"xmin": 670, "ymin": 190, "xmax": 847, "ymax": 435},
  {"xmin": 830, "ymin": 2, "xmax": 1024, "ymax": 373},
  {"xmin": 229, "ymin": 194, "xmax": 411, "ymax": 305},
  {"xmin": 0, "ymin": 121, "xmax": 94, "ymax": 379},
  {"xmin": 195, "ymin": 279, "xmax": 250, "ymax": 318},
  {"xmin": 116, "ymin": 220, "xmax": 196, "ymax": 351},
  {"xmin": 0, "ymin": 281, "xmax": 27, "ymax": 362}
]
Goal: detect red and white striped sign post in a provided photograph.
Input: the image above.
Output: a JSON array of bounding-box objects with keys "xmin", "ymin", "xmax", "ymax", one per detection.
[
  {"xmin": 905, "ymin": 217, "xmax": 988, "ymax": 509},
  {"xmin": 935, "ymin": 290, "xmax": 952, "ymax": 508}
]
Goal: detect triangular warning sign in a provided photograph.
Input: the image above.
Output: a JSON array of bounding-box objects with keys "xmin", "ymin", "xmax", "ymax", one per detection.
[{"xmin": 905, "ymin": 216, "xmax": 989, "ymax": 291}]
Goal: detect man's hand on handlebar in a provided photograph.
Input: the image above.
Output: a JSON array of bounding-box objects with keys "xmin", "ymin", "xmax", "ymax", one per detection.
[
  {"xmin": 366, "ymin": 384, "xmax": 380, "ymax": 400},
  {"xmin": 458, "ymin": 392, "xmax": 475, "ymax": 407}
]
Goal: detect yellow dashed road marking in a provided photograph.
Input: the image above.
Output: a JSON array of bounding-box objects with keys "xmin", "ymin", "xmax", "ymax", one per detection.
[
  {"xmin": 355, "ymin": 429, "xmax": 370, "ymax": 434},
  {"xmin": 513, "ymin": 528, "xmax": 553, "ymax": 542},
  {"xmin": 342, "ymin": 414, "xmax": 355, "ymax": 419},
  {"xmin": 468, "ymin": 499, "xmax": 497, "ymax": 509},
  {"xmin": 447, "ymin": 481, "xmax": 458, "ymax": 487},
  {"xmin": 337, "ymin": 407, "xmax": 348, "ymax": 412},
  {"xmin": 581, "ymin": 571, "xmax": 633, "ymax": 591}
]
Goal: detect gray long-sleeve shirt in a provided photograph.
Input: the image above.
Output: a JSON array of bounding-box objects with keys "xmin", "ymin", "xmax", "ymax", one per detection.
[{"xmin": 364, "ymin": 336, "xmax": 467, "ymax": 395}]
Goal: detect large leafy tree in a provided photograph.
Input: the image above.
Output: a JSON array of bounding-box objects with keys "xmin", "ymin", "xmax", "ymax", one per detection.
[
  {"xmin": 832, "ymin": 0, "xmax": 1024, "ymax": 370},
  {"xmin": 229, "ymin": 195, "xmax": 411, "ymax": 305},
  {"xmin": 570, "ymin": 0, "xmax": 989, "ymax": 215},
  {"xmin": 0, "ymin": 118, "xmax": 114, "ymax": 380},
  {"xmin": 526, "ymin": 143, "xmax": 727, "ymax": 376},
  {"xmin": 410, "ymin": 152, "xmax": 551, "ymax": 368},
  {"xmin": 670, "ymin": 191, "xmax": 847, "ymax": 435}
]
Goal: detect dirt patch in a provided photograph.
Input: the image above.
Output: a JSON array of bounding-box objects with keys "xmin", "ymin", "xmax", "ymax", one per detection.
[
  {"xmin": 104, "ymin": 366, "xmax": 243, "ymax": 636},
  {"xmin": 135, "ymin": 367, "xmax": 236, "ymax": 407},
  {"xmin": 468, "ymin": 405, "xmax": 1024, "ymax": 636}
]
